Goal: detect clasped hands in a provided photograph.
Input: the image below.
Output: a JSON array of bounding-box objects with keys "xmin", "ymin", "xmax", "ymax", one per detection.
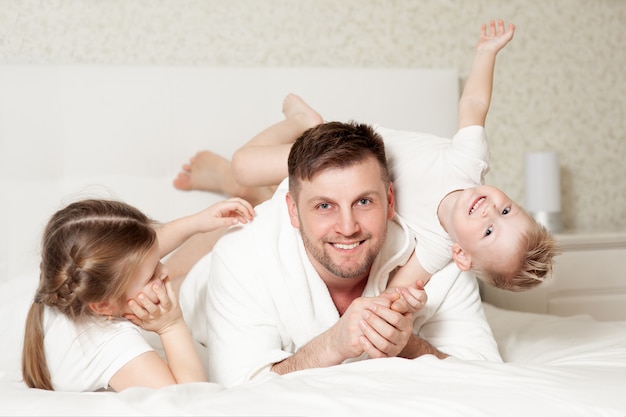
[{"xmin": 332, "ymin": 280, "xmax": 427, "ymax": 360}]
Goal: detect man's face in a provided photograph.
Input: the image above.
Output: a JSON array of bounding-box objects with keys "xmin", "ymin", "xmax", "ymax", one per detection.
[{"xmin": 286, "ymin": 156, "xmax": 395, "ymax": 284}]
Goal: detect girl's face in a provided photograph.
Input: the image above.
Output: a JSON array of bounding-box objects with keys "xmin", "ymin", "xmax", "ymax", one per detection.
[{"xmin": 119, "ymin": 241, "xmax": 167, "ymax": 316}]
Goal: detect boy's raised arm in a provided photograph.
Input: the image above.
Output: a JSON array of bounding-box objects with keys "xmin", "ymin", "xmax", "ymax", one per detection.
[{"xmin": 458, "ymin": 20, "xmax": 515, "ymax": 130}]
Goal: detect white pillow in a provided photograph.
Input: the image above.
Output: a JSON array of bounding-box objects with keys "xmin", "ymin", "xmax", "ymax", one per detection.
[{"xmin": 483, "ymin": 302, "xmax": 626, "ymax": 364}]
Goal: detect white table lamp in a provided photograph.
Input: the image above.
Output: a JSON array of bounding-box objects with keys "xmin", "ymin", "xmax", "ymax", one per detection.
[{"xmin": 524, "ymin": 151, "xmax": 563, "ymax": 232}]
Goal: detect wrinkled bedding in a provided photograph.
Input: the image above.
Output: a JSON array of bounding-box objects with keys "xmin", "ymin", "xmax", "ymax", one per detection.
[{"xmin": 1, "ymin": 276, "xmax": 625, "ymax": 417}]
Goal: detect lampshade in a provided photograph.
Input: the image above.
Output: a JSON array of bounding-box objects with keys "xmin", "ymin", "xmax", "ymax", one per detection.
[{"xmin": 524, "ymin": 151, "xmax": 563, "ymax": 232}]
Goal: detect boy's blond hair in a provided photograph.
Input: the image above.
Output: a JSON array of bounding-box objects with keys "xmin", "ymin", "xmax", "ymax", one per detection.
[{"xmin": 474, "ymin": 221, "xmax": 560, "ymax": 292}]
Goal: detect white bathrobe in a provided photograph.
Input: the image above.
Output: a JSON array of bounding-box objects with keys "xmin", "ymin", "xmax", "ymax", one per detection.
[{"xmin": 180, "ymin": 179, "xmax": 501, "ymax": 387}]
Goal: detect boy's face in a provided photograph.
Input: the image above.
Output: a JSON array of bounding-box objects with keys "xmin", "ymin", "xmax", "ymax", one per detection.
[
  {"xmin": 286, "ymin": 156, "xmax": 395, "ymax": 285},
  {"xmin": 449, "ymin": 185, "xmax": 533, "ymax": 271}
]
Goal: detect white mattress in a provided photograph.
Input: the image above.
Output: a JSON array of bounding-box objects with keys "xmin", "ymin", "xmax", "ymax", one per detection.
[{"xmin": 1, "ymin": 276, "xmax": 625, "ymax": 417}]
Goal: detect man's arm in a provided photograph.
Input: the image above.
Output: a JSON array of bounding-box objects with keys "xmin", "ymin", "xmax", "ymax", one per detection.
[
  {"xmin": 271, "ymin": 298, "xmax": 373, "ymax": 375},
  {"xmin": 458, "ymin": 19, "xmax": 515, "ymax": 130},
  {"xmin": 270, "ymin": 327, "xmax": 347, "ymax": 374},
  {"xmin": 272, "ymin": 294, "xmax": 416, "ymax": 374}
]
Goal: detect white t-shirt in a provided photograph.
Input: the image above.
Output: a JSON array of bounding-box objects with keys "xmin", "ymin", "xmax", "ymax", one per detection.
[
  {"xmin": 379, "ymin": 125, "xmax": 490, "ymax": 274},
  {"xmin": 43, "ymin": 306, "xmax": 153, "ymax": 391}
]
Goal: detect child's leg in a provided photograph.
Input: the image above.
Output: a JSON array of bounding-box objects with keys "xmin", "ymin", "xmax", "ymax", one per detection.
[
  {"xmin": 173, "ymin": 150, "xmax": 276, "ymax": 207},
  {"xmin": 231, "ymin": 93, "xmax": 323, "ymax": 187},
  {"xmin": 173, "ymin": 93, "xmax": 322, "ymax": 202}
]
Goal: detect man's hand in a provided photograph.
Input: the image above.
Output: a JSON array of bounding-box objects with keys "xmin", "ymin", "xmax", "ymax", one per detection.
[
  {"xmin": 356, "ymin": 295, "xmax": 415, "ymax": 359},
  {"xmin": 326, "ymin": 296, "xmax": 387, "ymax": 361},
  {"xmin": 272, "ymin": 296, "xmax": 391, "ymax": 374}
]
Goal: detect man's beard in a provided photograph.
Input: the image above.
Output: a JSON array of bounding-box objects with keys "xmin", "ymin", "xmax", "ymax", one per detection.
[{"xmin": 300, "ymin": 229, "xmax": 382, "ymax": 279}]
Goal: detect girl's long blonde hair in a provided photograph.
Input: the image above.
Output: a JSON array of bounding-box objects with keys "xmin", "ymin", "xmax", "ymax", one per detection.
[{"xmin": 22, "ymin": 199, "xmax": 157, "ymax": 390}]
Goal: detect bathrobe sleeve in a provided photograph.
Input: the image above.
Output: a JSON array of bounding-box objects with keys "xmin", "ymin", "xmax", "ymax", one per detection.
[{"xmin": 205, "ymin": 179, "xmax": 341, "ymax": 387}]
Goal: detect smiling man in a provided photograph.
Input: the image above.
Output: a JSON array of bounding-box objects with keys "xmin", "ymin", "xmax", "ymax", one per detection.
[{"xmin": 184, "ymin": 120, "xmax": 502, "ymax": 387}]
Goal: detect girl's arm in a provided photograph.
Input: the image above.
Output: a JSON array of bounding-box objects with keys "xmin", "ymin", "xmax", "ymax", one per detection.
[
  {"xmin": 156, "ymin": 197, "xmax": 254, "ymax": 258},
  {"xmin": 111, "ymin": 277, "xmax": 206, "ymax": 391}
]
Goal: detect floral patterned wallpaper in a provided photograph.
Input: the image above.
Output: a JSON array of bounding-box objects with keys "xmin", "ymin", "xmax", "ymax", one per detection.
[{"xmin": 1, "ymin": 0, "xmax": 624, "ymax": 231}]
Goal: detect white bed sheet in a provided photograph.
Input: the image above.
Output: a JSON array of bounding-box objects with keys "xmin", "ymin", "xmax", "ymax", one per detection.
[{"xmin": 1, "ymin": 276, "xmax": 625, "ymax": 417}]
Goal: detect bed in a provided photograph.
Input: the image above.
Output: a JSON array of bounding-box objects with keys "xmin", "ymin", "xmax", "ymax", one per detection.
[{"xmin": 1, "ymin": 66, "xmax": 625, "ymax": 416}]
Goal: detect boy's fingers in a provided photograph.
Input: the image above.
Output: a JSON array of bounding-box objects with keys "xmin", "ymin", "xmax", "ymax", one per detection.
[{"xmin": 407, "ymin": 287, "xmax": 427, "ymax": 304}]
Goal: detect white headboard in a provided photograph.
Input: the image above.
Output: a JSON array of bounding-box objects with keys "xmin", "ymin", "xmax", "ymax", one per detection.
[{"xmin": 0, "ymin": 66, "xmax": 459, "ymax": 282}]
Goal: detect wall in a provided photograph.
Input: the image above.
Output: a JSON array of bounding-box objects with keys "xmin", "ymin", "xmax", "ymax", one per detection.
[
  {"xmin": 0, "ymin": 66, "xmax": 459, "ymax": 279},
  {"xmin": 1, "ymin": 0, "xmax": 624, "ymax": 231}
]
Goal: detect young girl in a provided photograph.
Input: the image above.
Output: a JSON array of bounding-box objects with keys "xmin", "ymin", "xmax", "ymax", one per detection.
[{"xmin": 22, "ymin": 197, "xmax": 254, "ymax": 392}]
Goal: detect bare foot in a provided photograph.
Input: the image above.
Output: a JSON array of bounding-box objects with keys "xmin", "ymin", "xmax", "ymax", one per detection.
[
  {"xmin": 282, "ymin": 93, "xmax": 323, "ymax": 128},
  {"xmin": 173, "ymin": 150, "xmax": 275, "ymax": 206},
  {"xmin": 173, "ymin": 151, "xmax": 231, "ymax": 193}
]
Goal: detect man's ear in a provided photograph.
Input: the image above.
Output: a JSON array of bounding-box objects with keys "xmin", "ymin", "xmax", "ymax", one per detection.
[
  {"xmin": 285, "ymin": 192, "xmax": 300, "ymax": 228},
  {"xmin": 386, "ymin": 182, "xmax": 396, "ymax": 219},
  {"xmin": 88, "ymin": 301, "xmax": 113, "ymax": 317},
  {"xmin": 451, "ymin": 243, "xmax": 472, "ymax": 271}
]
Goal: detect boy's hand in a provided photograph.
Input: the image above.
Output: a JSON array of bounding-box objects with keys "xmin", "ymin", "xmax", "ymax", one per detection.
[
  {"xmin": 476, "ymin": 19, "xmax": 515, "ymax": 54},
  {"xmin": 382, "ymin": 280, "xmax": 428, "ymax": 314}
]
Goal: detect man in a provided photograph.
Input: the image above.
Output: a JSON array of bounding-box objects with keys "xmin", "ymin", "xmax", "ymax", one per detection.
[{"xmin": 179, "ymin": 121, "xmax": 501, "ymax": 387}]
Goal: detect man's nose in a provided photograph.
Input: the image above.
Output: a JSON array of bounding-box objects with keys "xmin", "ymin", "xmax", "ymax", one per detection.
[{"xmin": 335, "ymin": 208, "xmax": 359, "ymax": 235}]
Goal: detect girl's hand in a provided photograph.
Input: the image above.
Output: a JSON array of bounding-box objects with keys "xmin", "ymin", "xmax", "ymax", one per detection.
[
  {"xmin": 124, "ymin": 277, "xmax": 183, "ymax": 335},
  {"xmin": 196, "ymin": 197, "xmax": 256, "ymax": 231}
]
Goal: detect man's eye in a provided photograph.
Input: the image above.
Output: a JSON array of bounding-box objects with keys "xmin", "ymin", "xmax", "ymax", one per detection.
[
  {"xmin": 485, "ymin": 226, "xmax": 493, "ymax": 236},
  {"xmin": 357, "ymin": 198, "xmax": 371, "ymax": 206},
  {"xmin": 502, "ymin": 207, "xmax": 511, "ymax": 215},
  {"xmin": 318, "ymin": 203, "xmax": 331, "ymax": 210}
]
